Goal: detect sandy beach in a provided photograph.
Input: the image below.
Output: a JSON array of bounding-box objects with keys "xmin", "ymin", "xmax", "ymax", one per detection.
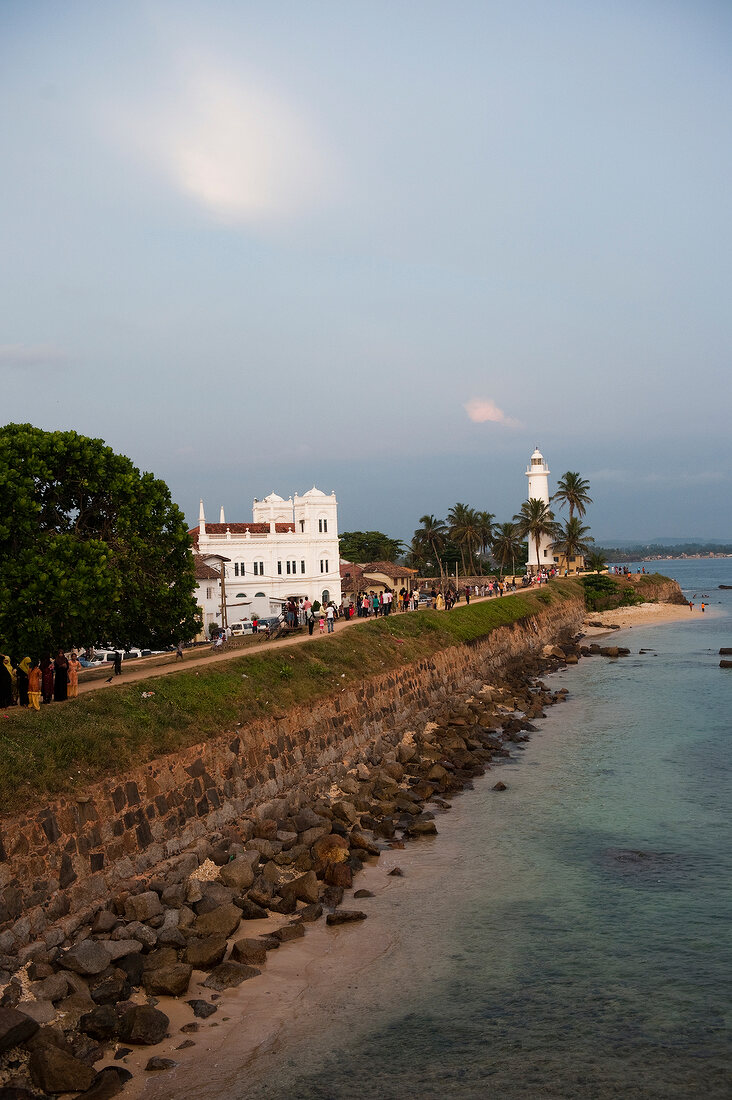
[{"xmin": 581, "ymin": 601, "xmax": 707, "ymax": 635}]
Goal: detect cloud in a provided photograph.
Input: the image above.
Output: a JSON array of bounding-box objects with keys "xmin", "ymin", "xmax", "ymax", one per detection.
[
  {"xmin": 464, "ymin": 397, "xmax": 522, "ymax": 428},
  {"xmin": 0, "ymin": 345, "xmax": 68, "ymax": 368},
  {"xmin": 589, "ymin": 468, "xmax": 723, "ymax": 488},
  {"xmin": 110, "ymin": 56, "xmax": 332, "ymax": 226}
]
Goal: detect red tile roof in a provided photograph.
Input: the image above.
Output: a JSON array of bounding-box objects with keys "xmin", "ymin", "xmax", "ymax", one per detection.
[{"xmin": 193, "ymin": 554, "xmax": 220, "ymax": 580}]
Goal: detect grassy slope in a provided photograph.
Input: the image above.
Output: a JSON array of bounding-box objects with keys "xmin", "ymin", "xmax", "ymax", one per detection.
[{"xmin": 0, "ymin": 581, "xmax": 581, "ymax": 814}]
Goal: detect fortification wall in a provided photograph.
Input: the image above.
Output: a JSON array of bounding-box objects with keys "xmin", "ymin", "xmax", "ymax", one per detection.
[{"xmin": 0, "ymin": 596, "xmax": 583, "ymax": 953}]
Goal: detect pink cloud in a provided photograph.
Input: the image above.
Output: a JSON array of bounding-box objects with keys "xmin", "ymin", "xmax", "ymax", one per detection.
[{"xmin": 464, "ymin": 398, "xmax": 522, "ymax": 428}]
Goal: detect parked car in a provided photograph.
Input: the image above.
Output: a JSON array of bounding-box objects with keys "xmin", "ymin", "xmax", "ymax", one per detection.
[
  {"xmin": 254, "ymin": 615, "xmax": 283, "ymax": 634},
  {"xmin": 230, "ymin": 621, "xmax": 253, "ymax": 636}
]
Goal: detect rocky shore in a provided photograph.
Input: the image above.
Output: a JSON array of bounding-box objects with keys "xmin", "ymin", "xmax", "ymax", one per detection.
[{"xmin": 0, "ymin": 633, "xmax": 620, "ymax": 1100}]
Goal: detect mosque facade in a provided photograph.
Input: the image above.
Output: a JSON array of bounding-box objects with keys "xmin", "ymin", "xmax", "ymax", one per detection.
[{"xmin": 190, "ymin": 488, "xmax": 342, "ymax": 631}]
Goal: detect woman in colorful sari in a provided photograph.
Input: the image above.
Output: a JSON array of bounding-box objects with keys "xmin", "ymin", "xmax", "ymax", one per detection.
[
  {"xmin": 40, "ymin": 655, "xmax": 54, "ymax": 704},
  {"xmin": 0, "ymin": 655, "xmax": 13, "ymax": 708},
  {"xmin": 67, "ymin": 653, "xmax": 81, "ymax": 699},
  {"xmin": 28, "ymin": 660, "xmax": 42, "ymax": 711},
  {"xmin": 16, "ymin": 657, "xmax": 31, "ymax": 707},
  {"xmin": 53, "ymin": 650, "xmax": 69, "ymax": 702}
]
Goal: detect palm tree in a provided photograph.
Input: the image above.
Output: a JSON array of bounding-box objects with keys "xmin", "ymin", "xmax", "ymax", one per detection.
[
  {"xmin": 552, "ymin": 472, "xmax": 592, "ymax": 522},
  {"xmin": 513, "ymin": 498, "xmax": 558, "ymax": 574},
  {"xmin": 414, "ymin": 515, "xmax": 448, "ymax": 581},
  {"xmin": 491, "ymin": 522, "xmax": 522, "ymax": 578},
  {"xmin": 475, "ymin": 510, "xmax": 496, "ymax": 574},
  {"xmin": 552, "ymin": 516, "xmax": 593, "ymax": 572},
  {"xmin": 446, "ymin": 503, "xmax": 472, "ymax": 573},
  {"xmin": 585, "ymin": 549, "xmax": 607, "ymax": 574}
]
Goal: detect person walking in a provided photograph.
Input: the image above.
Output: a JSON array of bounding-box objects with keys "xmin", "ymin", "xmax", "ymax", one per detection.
[
  {"xmin": 307, "ymin": 606, "xmax": 315, "ymax": 635},
  {"xmin": 318, "ymin": 614, "xmax": 326, "ymax": 634},
  {"xmin": 28, "ymin": 660, "xmax": 42, "ymax": 711},
  {"xmin": 54, "ymin": 650, "xmax": 70, "ymax": 702},
  {"xmin": 176, "ymin": 641, "xmax": 184, "ymax": 660},
  {"xmin": 67, "ymin": 653, "xmax": 81, "ymax": 699},
  {"xmin": 326, "ymin": 602, "xmax": 335, "ymax": 633}
]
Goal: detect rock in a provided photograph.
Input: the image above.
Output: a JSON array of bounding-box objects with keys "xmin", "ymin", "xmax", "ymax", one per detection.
[
  {"xmin": 321, "ymin": 885, "xmax": 344, "ymax": 908},
  {"xmin": 29, "ymin": 1044, "xmax": 96, "ymax": 1094},
  {"xmin": 721, "ymin": 659, "xmax": 732, "ymax": 669},
  {"xmin": 599, "ymin": 646, "xmax": 619, "ymax": 658},
  {"xmin": 230, "ymin": 938, "xmax": 267, "ymax": 966},
  {"xmin": 58, "ymin": 941, "xmax": 113, "ymax": 976},
  {"xmin": 0, "ymin": 1006, "xmax": 40, "ymax": 1053},
  {"xmin": 116, "ymin": 952, "xmax": 144, "ymax": 988},
  {"xmin": 202, "ymin": 962, "xmax": 260, "ymax": 991},
  {"xmin": 246, "ymin": 838, "xmax": 281, "ymax": 861},
  {"xmin": 299, "ymin": 825, "xmax": 330, "ymax": 847},
  {"xmin": 79, "ymin": 1004, "xmax": 120, "ymax": 1041},
  {"xmin": 104, "ymin": 939, "xmax": 144, "ymax": 962},
  {"xmin": 235, "ymin": 898, "xmax": 268, "ymax": 920},
  {"xmin": 218, "ymin": 859, "xmax": 255, "ymax": 892},
  {"xmin": 32, "ymin": 973, "xmax": 70, "ymax": 1003},
  {"xmin": 80, "ymin": 1066, "xmax": 133, "ymax": 1100},
  {"xmin": 296, "ymin": 903, "xmax": 323, "ymax": 923},
  {"xmin": 142, "ymin": 962, "xmax": 192, "ymax": 997},
  {"xmin": 118, "ymin": 1005, "xmax": 170, "ymax": 1046},
  {"xmin": 89, "ymin": 973, "xmax": 131, "ymax": 1006},
  {"xmin": 124, "ymin": 891, "xmax": 163, "ymax": 923},
  {"xmin": 353, "ymin": 889, "xmax": 374, "ymax": 899},
  {"xmin": 280, "ymin": 871, "xmax": 320, "ymax": 905},
  {"xmin": 349, "ymin": 831, "xmax": 380, "ymax": 856},
  {"xmin": 311, "ymin": 834, "xmax": 349, "ymax": 864},
  {"xmin": 388, "ymin": 867, "xmax": 404, "ymax": 877},
  {"xmin": 145, "ymin": 1057, "xmax": 178, "ymax": 1071},
  {"xmin": 184, "ymin": 935, "xmax": 228, "ymax": 970},
  {"xmin": 186, "ymin": 1000, "xmax": 217, "ymax": 1019},
  {"xmin": 193, "ymin": 904, "xmax": 241, "ymax": 938},
  {"xmin": 15, "ymin": 999, "xmax": 56, "ymax": 1025},
  {"xmin": 332, "ymin": 800, "xmax": 358, "ymax": 825},
  {"xmin": 271, "ymin": 923, "xmax": 305, "ymax": 944},
  {"xmin": 326, "ymin": 910, "xmax": 367, "ymax": 925},
  {"xmin": 177, "ymin": 1039, "xmax": 196, "ymax": 1050},
  {"xmin": 116, "ymin": 922, "xmax": 157, "ymax": 950},
  {"xmin": 292, "ymin": 808, "xmax": 328, "ymax": 832},
  {"xmin": 404, "ymin": 820, "xmax": 438, "ymax": 837},
  {"xmin": 324, "ymin": 862, "xmax": 353, "ymax": 889},
  {"xmin": 492, "ymin": 781, "xmax": 507, "ymax": 791},
  {"xmin": 91, "ymin": 910, "xmax": 118, "ymax": 935}
]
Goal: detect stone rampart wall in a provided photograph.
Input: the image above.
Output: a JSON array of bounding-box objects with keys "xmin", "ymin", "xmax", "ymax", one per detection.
[{"xmin": 0, "ymin": 597, "xmax": 583, "ymax": 952}]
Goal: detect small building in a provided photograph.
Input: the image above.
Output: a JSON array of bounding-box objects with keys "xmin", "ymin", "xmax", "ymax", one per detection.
[{"xmin": 340, "ymin": 560, "xmax": 418, "ymax": 607}]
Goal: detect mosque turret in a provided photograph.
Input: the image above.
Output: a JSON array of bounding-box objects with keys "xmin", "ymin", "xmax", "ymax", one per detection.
[{"xmin": 198, "ymin": 499, "xmax": 206, "ymax": 536}]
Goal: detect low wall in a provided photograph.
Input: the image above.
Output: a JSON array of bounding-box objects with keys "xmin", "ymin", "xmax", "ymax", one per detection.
[{"xmin": 0, "ymin": 596, "xmax": 583, "ymax": 953}]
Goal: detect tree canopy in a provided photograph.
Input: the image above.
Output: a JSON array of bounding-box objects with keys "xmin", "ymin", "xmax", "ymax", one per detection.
[
  {"xmin": 339, "ymin": 530, "xmax": 405, "ymax": 564},
  {"xmin": 0, "ymin": 424, "xmax": 200, "ymax": 656}
]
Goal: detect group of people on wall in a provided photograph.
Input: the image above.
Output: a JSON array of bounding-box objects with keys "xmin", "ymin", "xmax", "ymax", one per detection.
[{"xmin": 0, "ymin": 650, "xmax": 83, "ymax": 710}]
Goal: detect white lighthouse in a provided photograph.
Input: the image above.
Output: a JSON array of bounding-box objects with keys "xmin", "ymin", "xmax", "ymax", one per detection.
[{"xmin": 525, "ymin": 447, "xmax": 554, "ymax": 574}]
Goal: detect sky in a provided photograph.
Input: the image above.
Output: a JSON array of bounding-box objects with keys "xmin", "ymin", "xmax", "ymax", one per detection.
[{"xmin": 2, "ymin": 0, "xmax": 731, "ymax": 544}]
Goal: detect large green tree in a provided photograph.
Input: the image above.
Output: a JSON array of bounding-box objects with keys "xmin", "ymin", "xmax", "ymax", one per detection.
[
  {"xmin": 0, "ymin": 424, "xmax": 200, "ymax": 655},
  {"xmin": 339, "ymin": 530, "xmax": 405, "ymax": 563},
  {"xmin": 491, "ymin": 521, "xmax": 522, "ymax": 578},
  {"xmin": 552, "ymin": 472, "xmax": 593, "ymax": 521},
  {"xmin": 513, "ymin": 498, "xmax": 559, "ymax": 573},
  {"xmin": 413, "ymin": 514, "xmax": 448, "ymax": 581}
]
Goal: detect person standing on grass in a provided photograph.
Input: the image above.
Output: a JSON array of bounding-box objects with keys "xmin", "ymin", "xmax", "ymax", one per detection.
[
  {"xmin": 326, "ymin": 602, "xmax": 335, "ymax": 633},
  {"xmin": 67, "ymin": 653, "xmax": 81, "ymax": 699},
  {"xmin": 28, "ymin": 660, "xmax": 42, "ymax": 711},
  {"xmin": 176, "ymin": 641, "xmax": 184, "ymax": 660},
  {"xmin": 0, "ymin": 655, "xmax": 13, "ymax": 707},
  {"xmin": 40, "ymin": 654, "xmax": 54, "ymax": 703},
  {"xmin": 307, "ymin": 605, "xmax": 315, "ymax": 635},
  {"xmin": 53, "ymin": 649, "xmax": 70, "ymax": 701},
  {"xmin": 16, "ymin": 657, "xmax": 31, "ymax": 707},
  {"xmin": 113, "ymin": 650, "xmax": 123, "ymax": 676}
]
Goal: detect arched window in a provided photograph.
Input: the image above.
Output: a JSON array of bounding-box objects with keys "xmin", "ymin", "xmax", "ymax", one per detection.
[
  {"xmin": 236, "ymin": 593, "xmax": 246, "ymax": 598},
  {"xmin": 322, "ymin": 589, "xmax": 330, "ymax": 605},
  {"xmin": 255, "ymin": 591, "xmax": 266, "ymax": 598}
]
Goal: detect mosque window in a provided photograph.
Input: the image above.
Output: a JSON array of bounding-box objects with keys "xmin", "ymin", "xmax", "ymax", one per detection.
[{"xmin": 301, "ymin": 560, "xmax": 305, "ymax": 573}]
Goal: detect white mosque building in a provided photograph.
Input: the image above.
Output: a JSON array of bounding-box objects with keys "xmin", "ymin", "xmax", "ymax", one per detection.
[{"xmin": 190, "ymin": 488, "xmax": 342, "ymax": 632}]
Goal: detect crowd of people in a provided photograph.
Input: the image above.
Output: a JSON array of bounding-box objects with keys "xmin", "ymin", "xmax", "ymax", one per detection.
[{"xmin": 0, "ymin": 650, "xmax": 86, "ymax": 710}]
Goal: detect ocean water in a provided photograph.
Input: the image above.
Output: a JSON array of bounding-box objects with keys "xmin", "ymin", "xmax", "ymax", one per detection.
[{"xmin": 226, "ymin": 561, "xmax": 732, "ymax": 1100}]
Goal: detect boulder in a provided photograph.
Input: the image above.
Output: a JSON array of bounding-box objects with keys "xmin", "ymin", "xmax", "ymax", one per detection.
[
  {"xmin": 184, "ymin": 935, "xmax": 228, "ymax": 970},
  {"xmin": 81, "ymin": 1066, "xmax": 133, "ymax": 1100},
  {"xmin": 349, "ymin": 831, "xmax": 380, "ymax": 856},
  {"xmin": 280, "ymin": 871, "xmax": 320, "ymax": 906},
  {"xmin": 32, "ymin": 973, "xmax": 70, "ymax": 1003},
  {"xmin": 0, "ymin": 1006, "xmax": 39, "ymax": 1053},
  {"xmin": 299, "ymin": 825, "xmax": 330, "ymax": 847},
  {"xmin": 492, "ymin": 781, "xmax": 507, "ymax": 792},
  {"xmin": 218, "ymin": 859, "xmax": 255, "ymax": 892},
  {"xmin": 404, "ymin": 820, "xmax": 438, "ymax": 838},
  {"xmin": 297, "ymin": 903, "xmax": 323, "ymax": 923},
  {"xmin": 91, "ymin": 910, "xmax": 118, "ymax": 935},
  {"xmin": 271, "ymin": 923, "xmax": 305, "ymax": 944},
  {"xmin": 29, "ymin": 1043, "xmax": 96, "ymax": 1094},
  {"xmin": 202, "ymin": 962, "xmax": 260, "ymax": 991},
  {"xmin": 58, "ymin": 941, "xmax": 113, "ymax": 976},
  {"xmin": 324, "ymin": 863, "xmax": 352, "ymax": 889},
  {"xmin": 326, "ymin": 910, "xmax": 367, "ymax": 926},
  {"xmin": 186, "ymin": 999, "xmax": 217, "ymax": 1019},
  {"xmin": 142, "ymin": 961, "xmax": 192, "ymax": 997},
  {"xmin": 312, "ymin": 834, "xmax": 349, "ymax": 864},
  {"xmin": 79, "ymin": 1004, "xmax": 120, "ymax": 1041},
  {"xmin": 105, "ymin": 939, "xmax": 144, "ymax": 962},
  {"xmin": 145, "ymin": 1057, "xmax": 178, "ymax": 1071},
  {"xmin": 235, "ymin": 898, "xmax": 268, "ymax": 920},
  {"xmin": 332, "ymin": 801, "xmax": 358, "ymax": 825},
  {"xmin": 90, "ymin": 973, "xmax": 131, "ymax": 1006},
  {"xmin": 230, "ymin": 938, "xmax": 267, "ymax": 966},
  {"xmin": 353, "ymin": 890, "xmax": 374, "ymax": 899},
  {"xmin": 193, "ymin": 904, "xmax": 241, "ymax": 938},
  {"xmin": 118, "ymin": 1005, "xmax": 170, "ymax": 1045},
  {"xmin": 124, "ymin": 891, "xmax": 163, "ymax": 923},
  {"xmin": 292, "ymin": 808, "xmax": 328, "ymax": 832},
  {"xmin": 116, "ymin": 922, "xmax": 157, "ymax": 949}
]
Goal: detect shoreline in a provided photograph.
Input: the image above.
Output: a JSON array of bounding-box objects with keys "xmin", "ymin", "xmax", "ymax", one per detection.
[{"xmin": 581, "ymin": 600, "xmax": 709, "ymax": 636}]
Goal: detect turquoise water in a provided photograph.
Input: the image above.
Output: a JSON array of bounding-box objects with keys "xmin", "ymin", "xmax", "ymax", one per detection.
[{"xmin": 239, "ymin": 560, "xmax": 732, "ymax": 1099}]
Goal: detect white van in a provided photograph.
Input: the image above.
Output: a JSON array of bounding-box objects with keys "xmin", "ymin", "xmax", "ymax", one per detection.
[{"xmin": 230, "ymin": 621, "xmax": 253, "ymax": 636}]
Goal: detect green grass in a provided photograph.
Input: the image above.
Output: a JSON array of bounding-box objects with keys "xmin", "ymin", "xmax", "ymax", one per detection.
[{"xmin": 0, "ymin": 582, "xmax": 583, "ymax": 812}]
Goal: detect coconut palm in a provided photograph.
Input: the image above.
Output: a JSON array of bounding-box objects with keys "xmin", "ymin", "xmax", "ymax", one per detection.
[
  {"xmin": 552, "ymin": 516, "xmax": 593, "ymax": 571},
  {"xmin": 446, "ymin": 503, "xmax": 473, "ymax": 573},
  {"xmin": 414, "ymin": 514, "xmax": 448, "ymax": 581},
  {"xmin": 475, "ymin": 510, "xmax": 496, "ymax": 574},
  {"xmin": 552, "ymin": 472, "xmax": 593, "ymax": 521},
  {"xmin": 513, "ymin": 498, "xmax": 558, "ymax": 573},
  {"xmin": 585, "ymin": 549, "xmax": 607, "ymax": 574},
  {"xmin": 491, "ymin": 522, "xmax": 522, "ymax": 579}
]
